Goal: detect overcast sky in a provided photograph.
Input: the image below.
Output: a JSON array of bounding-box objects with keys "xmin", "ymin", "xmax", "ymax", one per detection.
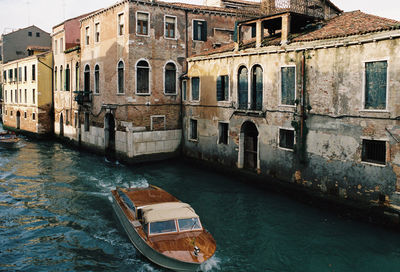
[{"xmin": 0, "ymin": 0, "xmax": 399, "ymax": 34}]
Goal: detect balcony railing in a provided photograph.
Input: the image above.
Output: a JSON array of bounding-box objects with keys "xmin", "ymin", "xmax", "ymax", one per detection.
[
  {"xmin": 74, "ymin": 90, "xmax": 92, "ymax": 105},
  {"xmin": 261, "ymin": 0, "xmax": 325, "ymax": 19}
]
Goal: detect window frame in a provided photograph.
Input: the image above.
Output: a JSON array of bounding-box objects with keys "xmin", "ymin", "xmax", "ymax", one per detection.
[
  {"xmin": 163, "ymin": 61, "xmax": 178, "ymax": 95},
  {"xmin": 117, "ymin": 12, "xmax": 125, "ymax": 36},
  {"xmin": 135, "ymin": 59, "xmax": 151, "ymax": 95},
  {"xmin": 85, "ymin": 26, "xmax": 90, "ymax": 45},
  {"xmin": 94, "ymin": 64, "xmax": 100, "ymax": 94},
  {"xmin": 189, "ymin": 118, "xmax": 198, "ymax": 141},
  {"xmin": 164, "ymin": 15, "xmax": 177, "ymax": 40},
  {"xmin": 84, "ymin": 64, "xmax": 91, "ymax": 92},
  {"xmin": 361, "ymin": 138, "xmax": 387, "ymax": 166},
  {"xmin": 117, "ymin": 60, "xmax": 125, "ymax": 94},
  {"xmin": 218, "ymin": 122, "xmax": 229, "ymax": 145},
  {"xmin": 192, "ymin": 19, "xmax": 207, "ymax": 41},
  {"xmin": 279, "ymin": 65, "xmax": 297, "ymax": 107},
  {"xmin": 182, "ymin": 80, "xmax": 187, "ymax": 101},
  {"xmin": 361, "ymin": 59, "xmax": 389, "ymax": 112},
  {"xmin": 216, "ymin": 75, "xmax": 229, "ymax": 102},
  {"xmin": 95, "ymin": 22, "xmax": 100, "ymax": 43},
  {"xmin": 191, "ymin": 77, "xmax": 200, "ymax": 101},
  {"xmin": 278, "ymin": 127, "xmax": 295, "ymax": 151},
  {"xmin": 136, "ymin": 11, "xmax": 150, "ymax": 37}
]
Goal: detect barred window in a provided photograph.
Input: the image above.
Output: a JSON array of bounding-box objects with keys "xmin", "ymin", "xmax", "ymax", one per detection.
[
  {"xmin": 279, "ymin": 129, "xmax": 294, "ymax": 150},
  {"xmin": 362, "ymin": 139, "xmax": 386, "ymax": 165}
]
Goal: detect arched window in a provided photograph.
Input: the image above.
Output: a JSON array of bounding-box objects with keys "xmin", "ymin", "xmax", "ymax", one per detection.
[
  {"xmin": 75, "ymin": 62, "xmax": 80, "ymax": 91},
  {"xmin": 54, "ymin": 67, "xmax": 58, "ymax": 91},
  {"xmin": 66, "ymin": 64, "xmax": 70, "ymax": 91},
  {"xmin": 238, "ymin": 66, "xmax": 248, "ymax": 110},
  {"xmin": 251, "ymin": 65, "xmax": 263, "ymax": 110},
  {"xmin": 136, "ymin": 60, "xmax": 149, "ymax": 94},
  {"xmin": 164, "ymin": 62, "xmax": 176, "ymax": 94},
  {"xmin": 118, "ymin": 61, "xmax": 124, "ymax": 94},
  {"xmin": 60, "ymin": 65, "xmax": 63, "ymax": 91},
  {"xmin": 94, "ymin": 64, "xmax": 100, "ymax": 94},
  {"xmin": 84, "ymin": 65, "xmax": 90, "ymax": 92}
]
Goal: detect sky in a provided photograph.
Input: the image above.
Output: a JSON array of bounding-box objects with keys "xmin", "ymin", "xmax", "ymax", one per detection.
[{"xmin": 0, "ymin": 0, "xmax": 399, "ymax": 34}]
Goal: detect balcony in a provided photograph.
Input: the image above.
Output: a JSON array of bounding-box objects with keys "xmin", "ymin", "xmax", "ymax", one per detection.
[
  {"xmin": 74, "ymin": 90, "xmax": 92, "ymax": 105},
  {"xmin": 261, "ymin": 0, "xmax": 325, "ymax": 19}
]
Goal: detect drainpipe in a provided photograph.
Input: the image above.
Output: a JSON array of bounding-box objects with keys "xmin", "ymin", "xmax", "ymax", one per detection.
[{"xmin": 301, "ymin": 51, "xmax": 305, "ymax": 141}]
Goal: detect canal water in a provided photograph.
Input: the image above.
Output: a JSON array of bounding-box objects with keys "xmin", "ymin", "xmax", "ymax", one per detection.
[{"xmin": 1, "ymin": 130, "xmax": 400, "ymax": 271}]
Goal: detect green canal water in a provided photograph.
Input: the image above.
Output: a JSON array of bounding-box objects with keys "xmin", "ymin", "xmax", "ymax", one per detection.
[{"xmin": 1, "ymin": 130, "xmax": 400, "ymax": 271}]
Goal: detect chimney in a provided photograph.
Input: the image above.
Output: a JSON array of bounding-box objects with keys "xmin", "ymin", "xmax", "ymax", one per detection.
[{"xmin": 256, "ymin": 21, "xmax": 263, "ymax": 48}]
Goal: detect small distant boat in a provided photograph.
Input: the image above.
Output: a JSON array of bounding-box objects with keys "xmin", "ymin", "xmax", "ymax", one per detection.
[
  {"xmin": 111, "ymin": 185, "xmax": 216, "ymax": 271},
  {"xmin": 0, "ymin": 131, "xmax": 19, "ymax": 147}
]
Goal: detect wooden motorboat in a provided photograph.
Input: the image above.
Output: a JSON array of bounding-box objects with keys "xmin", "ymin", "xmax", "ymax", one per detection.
[
  {"xmin": 0, "ymin": 132, "xmax": 19, "ymax": 147},
  {"xmin": 111, "ymin": 185, "xmax": 216, "ymax": 271}
]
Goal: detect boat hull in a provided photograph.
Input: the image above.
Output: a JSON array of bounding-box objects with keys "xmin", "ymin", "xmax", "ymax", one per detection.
[{"xmin": 111, "ymin": 194, "xmax": 201, "ymax": 272}]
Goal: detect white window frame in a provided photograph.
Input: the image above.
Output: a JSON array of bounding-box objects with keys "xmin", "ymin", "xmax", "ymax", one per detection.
[
  {"xmin": 135, "ymin": 58, "xmax": 151, "ymax": 95},
  {"xmin": 163, "ymin": 60, "xmax": 178, "ymax": 95},
  {"xmin": 360, "ymin": 136, "xmax": 388, "ymax": 167},
  {"xmin": 361, "ymin": 58, "xmax": 389, "ymax": 113},
  {"xmin": 94, "ymin": 63, "xmax": 100, "ymax": 95},
  {"xmin": 150, "ymin": 115, "xmax": 166, "ymax": 131},
  {"xmin": 217, "ymin": 121, "xmax": 229, "ymax": 145},
  {"xmin": 164, "ymin": 15, "xmax": 177, "ymax": 40},
  {"xmin": 136, "ymin": 11, "xmax": 150, "ymax": 37},
  {"xmin": 190, "ymin": 76, "xmax": 200, "ymax": 102},
  {"xmin": 117, "ymin": 59, "xmax": 125, "ymax": 95},
  {"xmin": 192, "ymin": 19, "xmax": 206, "ymax": 42},
  {"xmin": 189, "ymin": 118, "xmax": 198, "ymax": 142},
  {"xmin": 279, "ymin": 65, "xmax": 297, "ymax": 108},
  {"xmin": 278, "ymin": 127, "xmax": 295, "ymax": 152},
  {"xmin": 117, "ymin": 12, "xmax": 125, "ymax": 36}
]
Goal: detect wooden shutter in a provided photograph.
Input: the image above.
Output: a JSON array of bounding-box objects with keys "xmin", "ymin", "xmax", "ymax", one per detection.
[{"xmin": 201, "ymin": 21, "xmax": 207, "ymax": 41}]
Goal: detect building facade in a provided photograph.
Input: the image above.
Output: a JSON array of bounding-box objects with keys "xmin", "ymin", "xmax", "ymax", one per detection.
[
  {"xmin": 2, "ymin": 51, "xmax": 53, "ymax": 134},
  {"xmin": 185, "ymin": 10, "xmax": 400, "ymax": 209},
  {"xmin": 73, "ymin": 0, "xmax": 256, "ymax": 161}
]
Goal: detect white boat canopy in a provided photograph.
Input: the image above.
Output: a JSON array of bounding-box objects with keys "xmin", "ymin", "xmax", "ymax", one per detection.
[{"xmin": 142, "ymin": 202, "xmax": 199, "ymax": 223}]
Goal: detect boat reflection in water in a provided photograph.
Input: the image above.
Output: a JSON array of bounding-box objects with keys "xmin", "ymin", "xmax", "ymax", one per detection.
[{"xmin": 111, "ymin": 185, "xmax": 216, "ymax": 271}]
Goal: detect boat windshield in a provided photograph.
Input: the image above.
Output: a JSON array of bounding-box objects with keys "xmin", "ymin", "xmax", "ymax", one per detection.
[
  {"xmin": 149, "ymin": 220, "xmax": 177, "ymax": 235},
  {"xmin": 178, "ymin": 217, "xmax": 202, "ymax": 231}
]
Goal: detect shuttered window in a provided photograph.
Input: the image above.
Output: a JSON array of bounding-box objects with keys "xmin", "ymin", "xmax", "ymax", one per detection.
[
  {"xmin": 216, "ymin": 75, "xmax": 229, "ymax": 101},
  {"xmin": 164, "ymin": 63, "xmax": 176, "ymax": 94},
  {"xmin": 136, "ymin": 60, "xmax": 149, "ymax": 94},
  {"xmin": 281, "ymin": 66, "xmax": 295, "ymax": 105},
  {"xmin": 238, "ymin": 66, "xmax": 248, "ymax": 109},
  {"xmin": 365, "ymin": 61, "xmax": 387, "ymax": 110},
  {"xmin": 193, "ymin": 20, "xmax": 207, "ymax": 41},
  {"xmin": 191, "ymin": 77, "xmax": 199, "ymax": 101}
]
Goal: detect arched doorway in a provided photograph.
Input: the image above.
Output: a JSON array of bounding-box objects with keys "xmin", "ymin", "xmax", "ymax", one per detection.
[
  {"xmin": 104, "ymin": 113, "xmax": 115, "ymax": 153},
  {"xmin": 16, "ymin": 111, "xmax": 21, "ymax": 129},
  {"xmin": 60, "ymin": 113, "xmax": 64, "ymax": 136},
  {"xmin": 239, "ymin": 121, "xmax": 259, "ymax": 170}
]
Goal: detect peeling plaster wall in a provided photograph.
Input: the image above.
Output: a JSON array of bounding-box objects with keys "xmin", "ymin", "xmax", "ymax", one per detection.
[{"xmin": 185, "ymin": 31, "xmax": 400, "ymax": 205}]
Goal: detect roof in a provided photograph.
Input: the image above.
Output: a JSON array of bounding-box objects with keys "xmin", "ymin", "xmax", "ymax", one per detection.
[
  {"xmin": 293, "ymin": 10, "xmax": 400, "ymax": 42},
  {"xmin": 142, "ymin": 202, "xmax": 199, "ymax": 223},
  {"xmin": 192, "ymin": 11, "xmax": 400, "ymax": 58},
  {"xmin": 27, "ymin": 45, "xmax": 51, "ymax": 51}
]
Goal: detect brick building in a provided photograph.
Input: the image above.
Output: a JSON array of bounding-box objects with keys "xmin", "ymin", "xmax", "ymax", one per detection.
[
  {"xmin": 74, "ymin": 0, "xmax": 258, "ymax": 161},
  {"xmin": 185, "ymin": 6, "xmax": 400, "ymax": 212}
]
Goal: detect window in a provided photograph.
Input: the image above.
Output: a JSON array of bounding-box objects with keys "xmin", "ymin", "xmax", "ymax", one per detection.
[
  {"xmin": 36, "ymin": 32, "xmax": 40, "ymax": 37},
  {"xmin": 84, "ymin": 112, "xmax": 90, "ymax": 131},
  {"xmin": 118, "ymin": 13, "xmax": 124, "ymax": 35},
  {"xmin": 149, "ymin": 220, "xmax": 177, "ymax": 235},
  {"xmin": 24, "ymin": 112, "xmax": 27, "ymax": 118},
  {"xmin": 15, "ymin": 89, "xmax": 17, "ymax": 103},
  {"xmin": 251, "ymin": 65, "xmax": 263, "ymax": 110},
  {"xmin": 164, "ymin": 62, "xmax": 176, "ymax": 94},
  {"xmin": 365, "ymin": 61, "xmax": 387, "ymax": 110},
  {"xmin": 66, "ymin": 109, "xmax": 70, "ymax": 125},
  {"xmin": 28, "ymin": 31, "xmax": 32, "ymax": 36},
  {"xmin": 95, "ymin": 23, "xmax": 100, "ymax": 42},
  {"xmin": 136, "ymin": 60, "xmax": 149, "ymax": 94},
  {"xmin": 54, "ymin": 67, "xmax": 58, "ymax": 91},
  {"xmin": 165, "ymin": 16, "xmax": 176, "ymax": 39},
  {"xmin": 218, "ymin": 122, "xmax": 229, "ymax": 144},
  {"xmin": 281, "ymin": 66, "xmax": 296, "ymax": 105},
  {"xmin": 4, "ymin": 90, "xmax": 7, "ymax": 102},
  {"xmin": 238, "ymin": 66, "xmax": 248, "ymax": 109},
  {"xmin": 85, "ymin": 27, "xmax": 90, "ymax": 45},
  {"xmin": 8, "ymin": 69, "xmax": 12, "ymax": 83},
  {"xmin": 32, "ymin": 64, "xmax": 36, "ymax": 81},
  {"xmin": 60, "ymin": 38, "xmax": 63, "ymax": 53},
  {"xmin": 193, "ymin": 20, "xmax": 207, "ymax": 41},
  {"xmin": 279, "ymin": 129, "xmax": 294, "ymax": 150},
  {"xmin": 190, "ymin": 119, "xmax": 198, "ymax": 140},
  {"xmin": 75, "ymin": 62, "xmax": 79, "ymax": 91},
  {"xmin": 10, "ymin": 90, "xmax": 13, "ymax": 103},
  {"xmin": 216, "ymin": 75, "xmax": 229, "ymax": 101},
  {"xmin": 18, "ymin": 67, "xmax": 22, "ymax": 82},
  {"xmin": 24, "ymin": 66, "xmax": 27, "ymax": 81},
  {"xmin": 19, "ymin": 89, "xmax": 22, "ymax": 103},
  {"xmin": 54, "ymin": 40, "xmax": 58, "ymax": 54},
  {"xmin": 178, "ymin": 218, "xmax": 202, "ymax": 231},
  {"xmin": 14, "ymin": 68, "xmax": 17, "ymax": 81},
  {"xmin": 94, "ymin": 65, "xmax": 100, "ymax": 94},
  {"xmin": 32, "ymin": 113, "xmax": 36, "ymax": 120},
  {"xmin": 60, "ymin": 65, "xmax": 63, "ymax": 91},
  {"xmin": 118, "ymin": 61, "xmax": 124, "ymax": 94},
  {"xmin": 182, "ymin": 80, "xmax": 187, "ymax": 101},
  {"xmin": 137, "ymin": 12, "xmax": 149, "ymax": 36},
  {"xmin": 24, "ymin": 89, "xmax": 27, "ymax": 104},
  {"xmin": 362, "ymin": 139, "xmax": 386, "ymax": 165},
  {"xmin": 191, "ymin": 77, "xmax": 199, "ymax": 101},
  {"xmin": 74, "ymin": 112, "xmax": 79, "ymax": 128},
  {"xmin": 3, "ymin": 71, "xmax": 6, "ymax": 82},
  {"xmin": 84, "ymin": 65, "xmax": 90, "ymax": 92},
  {"xmin": 32, "ymin": 89, "xmax": 36, "ymax": 104},
  {"xmin": 65, "ymin": 64, "xmax": 70, "ymax": 91}
]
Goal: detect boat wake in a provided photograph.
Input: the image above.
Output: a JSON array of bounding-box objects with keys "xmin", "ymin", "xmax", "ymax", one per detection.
[{"xmin": 198, "ymin": 255, "xmax": 221, "ymax": 271}]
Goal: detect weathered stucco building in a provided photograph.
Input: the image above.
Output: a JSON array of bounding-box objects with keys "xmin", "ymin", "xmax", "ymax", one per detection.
[
  {"xmin": 185, "ymin": 7, "xmax": 400, "ymax": 212},
  {"xmin": 2, "ymin": 51, "xmax": 53, "ymax": 135},
  {"xmin": 74, "ymin": 0, "xmax": 257, "ymax": 161}
]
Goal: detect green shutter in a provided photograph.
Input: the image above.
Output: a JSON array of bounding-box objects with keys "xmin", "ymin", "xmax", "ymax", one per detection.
[
  {"xmin": 216, "ymin": 76, "xmax": 222, "ymax": 101},
  {"xmin": 365, "ymin": 61, "xmax": 387, "ymax": 109},
  {"xmin": 201, "ymin": 21, "xmax": 207, "ymax": 41}
]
